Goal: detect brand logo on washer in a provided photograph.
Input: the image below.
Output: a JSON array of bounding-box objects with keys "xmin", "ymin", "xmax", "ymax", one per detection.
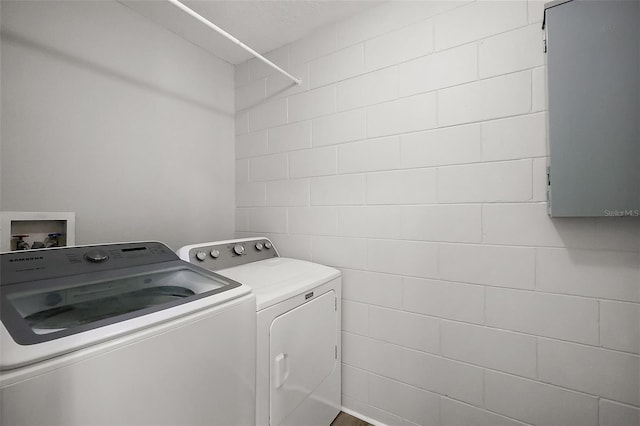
[
  {"xmin": 305, "ymin": 291, "xmax": 314, "ymax": 300},
  {"xmin": 9, "ymin": 256, "xmax": 44, "ymax": 263}
]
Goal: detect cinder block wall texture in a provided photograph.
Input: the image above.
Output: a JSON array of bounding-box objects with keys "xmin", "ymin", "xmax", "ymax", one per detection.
[{"xmin": 234, "ymin": 2, "xmax": 640, "ymax": 425}]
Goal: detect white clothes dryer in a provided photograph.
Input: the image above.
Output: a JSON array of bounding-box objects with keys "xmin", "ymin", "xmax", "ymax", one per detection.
[
  {"xmin": 1, "ymin": 241, "xmax": 256, "ymax": 426},
  {"xmin": 178, "ymin": 238, "xmax": 341, "ymax": 426}
]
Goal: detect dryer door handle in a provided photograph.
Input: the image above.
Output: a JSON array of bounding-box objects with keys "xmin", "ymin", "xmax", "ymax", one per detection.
[{"xmin": 274, "ymin": 353, "xmax": 289, "ymax": 389}]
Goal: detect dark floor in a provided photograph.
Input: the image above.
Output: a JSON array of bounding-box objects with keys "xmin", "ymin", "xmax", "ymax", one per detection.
[{"xmin": 331, "ymin": 411, "xmax": 371, "ymax": 426}]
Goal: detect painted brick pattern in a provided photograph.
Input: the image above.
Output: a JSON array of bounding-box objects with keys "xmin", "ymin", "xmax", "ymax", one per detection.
[{"xmin": 234, "ymin": 1, "xmax": 640, "ymax": 425}]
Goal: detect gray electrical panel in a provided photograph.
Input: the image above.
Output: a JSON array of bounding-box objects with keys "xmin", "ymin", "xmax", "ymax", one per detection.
[{"xmin": 544, "ymin": 0, "xmax": 640, "ymax": 217}]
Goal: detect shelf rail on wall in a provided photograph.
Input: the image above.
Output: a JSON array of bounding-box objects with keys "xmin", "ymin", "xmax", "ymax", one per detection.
[{"xmin": 166, "ymin": 0, "xmax": 302, "ymax": 85}]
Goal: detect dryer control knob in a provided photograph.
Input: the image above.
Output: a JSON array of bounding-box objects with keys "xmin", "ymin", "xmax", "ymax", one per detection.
[
  {"xmin": 210, "ymin": 249, "xmax": 220, "ymax": 258},
  {"xmin": 255, "ymin": 243, "xmax": 263, "ymax": 251},
  {"xmin": 264, "ymin": 242, "xmax": 272, "ymax": 250},
  {"xmin": 233, "ymin": 244, "xmax": 245, "ymax": 255},
  {"xmin": 195, "ymin": 251, "xmax": 207, "ymax": 261}
]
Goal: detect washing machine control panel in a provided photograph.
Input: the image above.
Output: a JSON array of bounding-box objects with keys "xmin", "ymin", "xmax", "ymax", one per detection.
[
  {"xmin": 188, "ymin": 238, "xmax": 277, "ymax": 271},
  {"xmin": 1, "ymin": 242, "xmax": 177, "ymax": 286}
]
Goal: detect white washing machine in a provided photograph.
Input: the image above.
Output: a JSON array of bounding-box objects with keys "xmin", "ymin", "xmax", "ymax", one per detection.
[
  {"xmin": 1, "ymin": 241, "xmax": 256, "ymax": 426},
  {"xmin": 178, "ymin": 237, "xmax": 341, "ymax": 426}
]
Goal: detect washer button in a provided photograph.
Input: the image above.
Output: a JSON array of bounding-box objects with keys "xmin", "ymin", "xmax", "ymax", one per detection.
[
  {"xmin": 255, "ymin": 243, "xmax": 264, "ymax": 251},
  {"xmin": 233, "ymin": 244, "xmax": 245, "ymax": 255},
  {"xmin": 195, "ymin": 251, "xmax": 207, "ymax": 261},
  {"xmin": 264, "ymin": 242, "xmax": 272, "ymax": 250},
  {"xmin": 210, "ymin": 249, "xmax": 220, "ymax": 258}
]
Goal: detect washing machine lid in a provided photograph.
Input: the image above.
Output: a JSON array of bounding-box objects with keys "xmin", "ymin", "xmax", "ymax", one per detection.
[
  {"xmin": 217, "ymin": 257, "xmax": 340, "ymax": 311},
  {"xmin": 0, "ymin": 242, "xmax": 250, "ymax": 370}
]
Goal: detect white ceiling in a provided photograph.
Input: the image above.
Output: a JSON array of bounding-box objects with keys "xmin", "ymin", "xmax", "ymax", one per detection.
[{"xmin": 120, "ymin": 1, "xmax": 381, "ymax": 64}]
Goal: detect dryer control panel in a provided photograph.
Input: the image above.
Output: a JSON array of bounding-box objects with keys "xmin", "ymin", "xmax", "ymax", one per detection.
[{"xmin": 185, "ymin": 238, "xmax": 278, "ymax": 271}]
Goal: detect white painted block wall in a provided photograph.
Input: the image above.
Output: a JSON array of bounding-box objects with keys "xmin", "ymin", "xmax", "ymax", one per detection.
[{"xmin": 234, "ymin": 1, "xmax": 640, "ymax": 425}]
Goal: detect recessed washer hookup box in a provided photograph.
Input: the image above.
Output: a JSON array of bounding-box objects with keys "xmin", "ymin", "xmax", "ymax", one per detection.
[{"xmin": 0, "ymin": 211, "xmax": 75, "ymax": 252}]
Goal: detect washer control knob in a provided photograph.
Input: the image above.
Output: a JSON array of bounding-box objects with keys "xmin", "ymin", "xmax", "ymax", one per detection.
[
  {"xmin": 255, "ymin": 243, "xmax": 264, "ymax": 251},
  {"xmin": 195, "ymin": 251, "xmax": 207, "ymax": 261},
  {"xmin": 264, "ymin": 242, "xmax": 272, "ymax": 250},
  {"xmin": 84, "ymin": 249, "xmax": 109, "ymax": 263},
  {"xmin": 233, "ymin": 244, "xmax": 245, "ymax": 255},
  {"xmin": 210, "ymin": 249, "xmax": 220, "ymax": 258}
]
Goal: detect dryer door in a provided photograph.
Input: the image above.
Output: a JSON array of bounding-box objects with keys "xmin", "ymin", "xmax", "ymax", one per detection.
[{"xmin": 269, "ymin": 290, "xmax": 337, "ymax": 426}]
